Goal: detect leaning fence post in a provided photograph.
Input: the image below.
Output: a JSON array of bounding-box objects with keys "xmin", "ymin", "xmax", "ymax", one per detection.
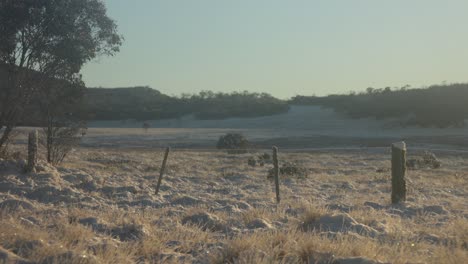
[
  {"xmin": 272, "ymin": 146, "xmax": 280, "ymax": 204},
  {"xmin": 155, "ymin": 147, "xmax": 170, "ymax": 195},
  {"xmin": 26, "ymin": 130, "xmax": 38, "ymax": 172},
  {"xmin": 391, "ymin": 141, "xmax": 407, "ymax": 204}
]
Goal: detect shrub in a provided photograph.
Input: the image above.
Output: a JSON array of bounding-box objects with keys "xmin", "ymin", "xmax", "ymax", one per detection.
[
  {"xmin": 42, "ymin": 123, "xmax": 85, "ymax": 166},
  {"xmin": 406, "ymin": 151, "xmax": 441, "ymax": 170},
  {"xmin": 247, "ymin": 153, "xmax": 272, "ymax": 167},
  {"xmin": 142, "ymin": 122, "xmax": 150, "ymax": 132},
  {"xmin": 268, "ymin": 162, "xmax": 308, "ymax": 178},
  {"xmin": 216, "ymin": 133, "xmax": 249, "ymax": 150},
  {"xmin": 247, "ymin": 157, "xmax": 256, "ymax": 167}
]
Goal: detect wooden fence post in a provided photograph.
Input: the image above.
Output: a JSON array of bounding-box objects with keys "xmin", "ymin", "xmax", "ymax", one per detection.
[
  {"xmin": 272, "ymin": 146, "xmax": 280, "ymax": 204},
  {"xmin": 155, "ymin": 147, "xmax": 170, "ymax": 195},
  {"xmin": 391, "ymin": 141, "xmax": 407, "ymax": 204},
  {"xmin": 26, "ymin": 130, "xmax": 38, "ymax": 172}
]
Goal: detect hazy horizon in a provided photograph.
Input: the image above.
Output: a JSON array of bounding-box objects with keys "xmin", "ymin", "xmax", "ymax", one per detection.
[{"xmin": 82, "ymin": 0, "xmax": 468, "ymax": 98}]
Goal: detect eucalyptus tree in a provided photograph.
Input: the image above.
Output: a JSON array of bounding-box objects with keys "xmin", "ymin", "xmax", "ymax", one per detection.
[{"xmin": 0, "ymin": 0, "xmax": 122, "ymax": 152}]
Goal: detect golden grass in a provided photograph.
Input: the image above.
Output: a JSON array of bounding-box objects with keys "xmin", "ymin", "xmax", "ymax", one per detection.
[{"xmin": 0, "ymin": 147, "xmax": 466, "ymax": 263}]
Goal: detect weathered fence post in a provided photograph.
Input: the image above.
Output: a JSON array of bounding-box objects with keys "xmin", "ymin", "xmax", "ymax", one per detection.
[
  {"xmin": 155, "ymin": 147, "xmax": 170, "ymax": 195},
  {"xmin": 391, "ymin": 141, "xmax": 407, "ymax": 204},
  {"xmin": 26, "ymin": 130, "xmax": 38, "ymax": 172},
  {"xmin": 272, "ymin": 146, "xmax": 280, "ymax": 204}
]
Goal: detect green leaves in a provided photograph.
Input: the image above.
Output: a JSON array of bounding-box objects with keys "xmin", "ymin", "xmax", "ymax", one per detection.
[{"xmin": 0, "ymin": 0, "xmax": 122, "ymax": 79}]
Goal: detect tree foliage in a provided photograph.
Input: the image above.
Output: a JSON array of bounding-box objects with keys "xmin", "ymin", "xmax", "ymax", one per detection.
[
  {"xmin": 0, "ymin": 0, "xmax": 122, "ymax": 153},
  {"xmin": 85, "ymin": 88, "xmax": 290, "ymax": 121},
  {"xmin": 182, "ymin": 90, "xmax": 289, "ymax": 120},
  {"xmin": 85, "ymin": 86, "xmax": 179, "ymax": 121},
  {"xmin": 290, "ymin": 84, "xmax": 468, "ymax": 128},
  {"xmin": 0, "ymin": 0, "xmax": 121, "ymax": 74}
]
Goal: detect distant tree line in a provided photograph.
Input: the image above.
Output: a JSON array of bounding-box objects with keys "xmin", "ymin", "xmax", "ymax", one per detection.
[
  {"xmin": 178, "ymin": 90, "xmax": 289, "ymax": 119},
  {"xmin": 290, "ymin": 84, "xmax": 468, "ymax": 128},
  {"xmin": 85, "ymin": 87, "xmax": 290, "ymax": 121},
  {"xmin": 85, "ymin": 87, "xmax": 179, "ymax": 120}
]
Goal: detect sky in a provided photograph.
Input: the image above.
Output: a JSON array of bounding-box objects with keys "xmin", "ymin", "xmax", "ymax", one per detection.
[{"xmin": 81, "ymin": 0, "xmax": 468, "ymax": 98}]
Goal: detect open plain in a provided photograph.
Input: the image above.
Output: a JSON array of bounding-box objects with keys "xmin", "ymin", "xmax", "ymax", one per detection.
[{"xmin": 0, "ymin": 129, "xmax": 467, "ymax": 263}]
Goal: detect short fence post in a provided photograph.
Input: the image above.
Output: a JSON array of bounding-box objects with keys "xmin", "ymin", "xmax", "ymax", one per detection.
[
  {"xmin": 26, "ymin": 130, "xmax": 38, "ymax": 172},
  {"xmin": 272, "ymin": 146, "xmax": 280, "ymax": 204},
  {"xmin": 155, "ymin": 147, "xmax": 170, "ymax": 195},
  {"xmin": 391, "ymin": 141, "xmax": 407, "ymax": 204}
]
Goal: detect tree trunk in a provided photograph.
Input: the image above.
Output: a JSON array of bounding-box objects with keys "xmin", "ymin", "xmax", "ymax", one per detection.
[
  {"xmin": 0, "ymin": 125, "xmax": 13, "ymax": 151},
  {"xmin": 26, "ymin": 130, "xmax": 38, "ymax": 172},
  {"xmin": 46, "ymin": 112, "xmax": 53, "ymax": 163}
]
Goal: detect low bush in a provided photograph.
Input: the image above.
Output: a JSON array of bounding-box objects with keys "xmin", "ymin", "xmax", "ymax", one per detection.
[
  {"xmin": 268, "ymin": 162, "xmax": 308, "ymax": 178},
  {"xmin": 216, "ymin": 133, "xmax": 249, "ymax": 150}
]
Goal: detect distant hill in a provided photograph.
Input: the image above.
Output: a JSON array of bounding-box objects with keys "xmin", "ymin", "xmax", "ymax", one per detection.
[
  {"xmin": 85, "ymin": 87, "xmax": 290, "ymax": 121},
  {"xmin": 2, "ymin": 62, "xmax": 468, "ymax": 128},
  {"xmin": 85, "ymin": 86, "xmax": 181, "ymax": 120},
  {"xmin": 290, "ymin": 83, "xmax": 468, "ymax": 128}
]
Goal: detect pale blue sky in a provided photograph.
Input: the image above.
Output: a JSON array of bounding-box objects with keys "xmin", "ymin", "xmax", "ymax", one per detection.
[{"xmin": 81, "ymin": 0, "xmax": 468, "ymax": 98}]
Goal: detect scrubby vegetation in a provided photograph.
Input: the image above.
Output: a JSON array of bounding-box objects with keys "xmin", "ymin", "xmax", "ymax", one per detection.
[
  {"xmin": 216, "ymin": 133, "xmax": 249, "ymax": 151},
  {"xmin": 85, "ymin": 87, "xmax": 180, "ymax": 120},
  {"xmin": 85, "ymin": 87, "xmax": 290, "ymax": 121},
  {"xmin": 180, "ymin": 91, "xmax": 289, "ymax": 120},
  {"xmin": 291, "ymin": 84, "xmax": 468, "ymax": 128}
]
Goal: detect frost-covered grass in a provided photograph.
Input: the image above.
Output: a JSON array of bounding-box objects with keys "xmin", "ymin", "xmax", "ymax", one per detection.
[{"xmin": 0, "ymin": 146, "xmax": 467, "ymax": 263}]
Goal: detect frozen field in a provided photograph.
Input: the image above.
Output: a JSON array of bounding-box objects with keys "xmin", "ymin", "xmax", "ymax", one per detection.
[
  {"xmin": 0, "ymin": 146, "xmax": 467, "ymax": 263},
  {"xmin": 83, "ymin": 106, "xmax": 468, "ymax": 149},
  {"xmin": 1, "ymin": 108, "xmax": 467, "ymax": 263}
]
